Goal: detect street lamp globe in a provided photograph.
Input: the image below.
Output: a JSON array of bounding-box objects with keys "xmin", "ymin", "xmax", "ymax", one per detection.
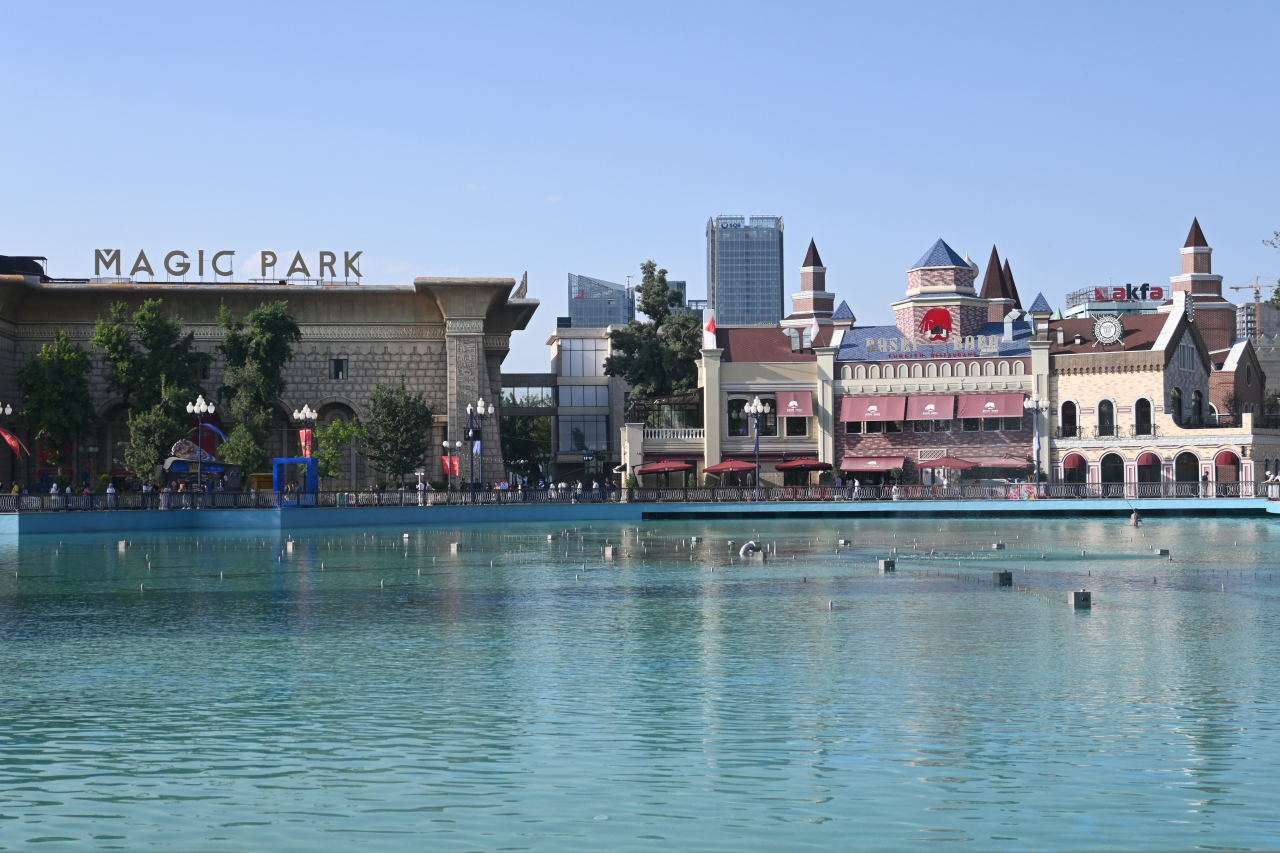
[
  {"xmin": 3, "ymin": 404, "xmax": 10, "ymax": 416},
  {"xmin": 186, "ymin": 402, "xmax": 195, "ymax": 414},
  {"xmin": 466, "ymin": 403, "xmax": 473, "ymax": 415}
]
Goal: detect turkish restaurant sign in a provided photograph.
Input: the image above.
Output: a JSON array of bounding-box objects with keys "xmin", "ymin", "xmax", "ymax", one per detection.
[
  {"xmin": 865, "ymin": 334, "xmax": 1003, "ymax": 354},
  {"xmin": 93, "ymin": 249, "xmax": 363, "ymax": 280}
]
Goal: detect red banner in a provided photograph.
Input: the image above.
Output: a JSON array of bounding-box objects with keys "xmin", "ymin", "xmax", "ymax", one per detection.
[
  {"xmin": 451, "ymin": 456, "xmax": 460, "ymax": 476},
  {"xmin": 0, "ymin": 427, "xmax": 30, "ymax": 458},
  {"xmin": 299, "ymin": 429, "xmax": 313, "ymax": 458}
]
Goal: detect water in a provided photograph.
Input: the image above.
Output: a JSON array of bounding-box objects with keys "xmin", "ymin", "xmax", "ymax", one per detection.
[{"xmin": 2, "ymin": 518, "xmax": 1279, "ymax": 851}]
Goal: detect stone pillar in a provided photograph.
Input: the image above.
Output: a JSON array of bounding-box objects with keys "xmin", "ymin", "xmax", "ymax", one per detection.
[
  {"xmin": 815, "ymin": 346, "xmax": 837, "ymax": 466},
  {"xmin": 446, "ymin": 319, "xmax": 488, "ymax": 485},
  {"xmin": 701, "ymin": 348, "xmax": 723, "ymax": 468},
  {"xmin": 1029, "ymin": 339, "xmax": 1052, "ymax": 479}
]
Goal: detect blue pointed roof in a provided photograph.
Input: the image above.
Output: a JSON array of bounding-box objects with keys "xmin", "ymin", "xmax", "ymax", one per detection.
[
  {"xmin": 911, "ymin": 238, "xmax": 968, "ymax": 270},
  {"xmin": 831, "ymin": 300, "xmax": 855, "ymax": 321},
  {"xmin": 1028, "ymin": 292, "xmax": 1052, "ymax": 313}
]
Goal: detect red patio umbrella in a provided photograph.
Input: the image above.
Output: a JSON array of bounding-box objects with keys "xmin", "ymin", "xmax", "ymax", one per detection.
[
  {"xmin": 636, "ymin": 460, "xmax": 695, "ymax": 475},
  {"xmin": 703, "ymin": 459, "xmax": 758, "ymax": 473},
  {"xmin": 924, "ymin": 456, "xmax": 979, "ymax": 470},
  {"xmin": 774, "ymin": 459, "xmax": 833, "ymax": 471}
]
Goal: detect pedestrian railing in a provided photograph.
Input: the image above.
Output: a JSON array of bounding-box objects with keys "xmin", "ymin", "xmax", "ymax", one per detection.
[{"xmin": 1, "ymin": 481, "xmax": 1274, "ymax": 512}]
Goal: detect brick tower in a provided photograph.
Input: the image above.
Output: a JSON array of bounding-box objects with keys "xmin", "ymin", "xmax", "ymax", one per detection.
[
  {"xmin": 1169, "ymin": 218, "xmax": 1234, "ymax": 352},
  {"xmin": 892, "ymin": 238, "xmax": 989, "ymax": 341},
  {"xmin": 782, "ymin": 239, "xmax": 835, "ymax": 327}
]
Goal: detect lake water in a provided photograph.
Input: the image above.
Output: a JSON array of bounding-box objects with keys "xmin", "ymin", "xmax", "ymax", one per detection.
[{"xmin": 2, "ymin": 518, "xmax": 1279, "ymax": 851}]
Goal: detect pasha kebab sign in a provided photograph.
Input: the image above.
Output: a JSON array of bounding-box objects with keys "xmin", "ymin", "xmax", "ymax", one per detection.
[{"xmin": 92, "ymin": 249, "xmax": 363, "ymax": 281}]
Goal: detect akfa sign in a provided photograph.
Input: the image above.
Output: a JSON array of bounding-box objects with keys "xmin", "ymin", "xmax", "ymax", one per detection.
[{"xmin": 93, "ymin": 249, "xmax": 363, "ymax": 280}]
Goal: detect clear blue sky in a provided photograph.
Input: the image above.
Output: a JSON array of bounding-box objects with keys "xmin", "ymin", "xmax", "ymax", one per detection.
[{"xmin": 5, "ymin": 1, "xmax": 1279, "ymax": 369}]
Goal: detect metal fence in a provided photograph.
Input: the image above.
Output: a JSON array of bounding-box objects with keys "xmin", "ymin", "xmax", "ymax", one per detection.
[{"xmin": 2, "ymin": 481, "xmax": 1274, "ymax": 513}]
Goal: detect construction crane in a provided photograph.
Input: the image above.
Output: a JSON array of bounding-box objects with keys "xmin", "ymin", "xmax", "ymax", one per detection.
[{"xmin": 1228, "ymin": 276, "xmax": 1280, "ymax": 343}]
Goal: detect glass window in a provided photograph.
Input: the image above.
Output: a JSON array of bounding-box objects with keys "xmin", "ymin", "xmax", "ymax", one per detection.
[
  {"xmin": 932, "ymin": 419, "xmax": 951, "ymax": 432},
  {"xmin": 983, "ymin": 417, "xmax": 1001, "ymax": 431},
  {"xmin": 558, "ymin": 385, "xmax": 609, "ymax": 407},
  {"xmin": 1098, "ymin": 400, "xmax": 1115, "ymax": 436},
  {"xmin": 785, "ymin": 417, "xmax": 808, "ymax": 437},
  {"xmin": 912, "ymin": 420, "xmax": 931, "ymax": 433},
  {"xmin": 558, "ymin": 415, "xmax": 610, "ymax": 452},
  {"xmin": 865, "ymin": 421, "xmax": 884, "ymax": 434},
  {"xmin": 560, "ymin": 338, "xmax": 608, "ymax": 377},
  {"xmin": 727, "ymin": 399, "xmax": 749, "ymax": 437},
  {"xmin": 329, "ymin": 358, "xmax": 348, "ymax": 380},
  {"xmin": 885, "ymin": 421, "xmax": 902, "ymax": 433},
  {"xmin": 962, "ymin": 418, "xmax": 981, "ymax": 432},
  {"xmin": 845, "ymin": 421, "xmax": 862, "ymax": 434},
  {"xmin": 1060, "ymin": 401, "xmax": 1078, "ymax": 437},
  {"xmin": 1002, "ymin": 417, "xmax": 1022, "ymax": 431},
  {"xmin": 1135, "ymin": 398, "xmax": 1152, "ymax": 435}
]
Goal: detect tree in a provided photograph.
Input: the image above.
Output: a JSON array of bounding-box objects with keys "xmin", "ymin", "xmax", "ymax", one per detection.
[
  {"xmin": 15, "ymin": 331, "xmax": 99, "ymax": 467},
  {"xmin": 216, "ymin": 301, "xmax": 302, "ymax": 472},
  {"xmin": 91, "ymin": 299, "xmax": 211, "ymax": 413},
  {"xmin": 313, "ymin": 418, "xmax": 360, "ymax": 485},
  {"xmin": 359, "ymin": 379, "xmax": 434, "ymax": 483},
  {"xmin": 603, "ymin": 260, "xmax": 702, "ymax": 397},
  {"xmin": 121, "ymin": 380, "xmax": 187, "ymax": 482},
  {"xmin": 500, "ymin": 415, "xmax": 552, "ymax": 482}
]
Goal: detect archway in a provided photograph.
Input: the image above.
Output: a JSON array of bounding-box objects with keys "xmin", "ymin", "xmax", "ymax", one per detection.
[
  {"xmin": 1100, "ymin": 452, "xmax": 1125, "ymax": 496},
  {"xmin": 1136, "ymin": 451, "xmax": 1162, "ymax": 490},
  {"xmin": 1215, "ymin": 450, "xmax": 1240, "ymax": 495},
  {"xmin": 1174, "ymin": 452, "xmax": 1200, "ymax": 485},
  {"xmin": 1062, "ymin": 453, "xmax": 1087, "ymax": 485}
]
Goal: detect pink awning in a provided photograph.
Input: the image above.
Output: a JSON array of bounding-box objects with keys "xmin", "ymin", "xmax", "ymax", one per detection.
[
  {"xmin": 775, "ymin": 391, "xmax": 813, "ymax": 417},
  {"xmin": 1062, "ymin": 454, "xmax": 1087, "ymax": 469},
  {"xmin": 840, "ymin": 456, "xmax": 907, "ymax": 472},
  {"xmin": 839, "ymin": 395, "xmax": 906, "ymax": 422},
  {"xmin": 906, "ymin": 395, "xmax": 955, "ymax": 420},
  {"xmin": 957, "ymin": 393, "xmax": 1026, "ymax": 418}
]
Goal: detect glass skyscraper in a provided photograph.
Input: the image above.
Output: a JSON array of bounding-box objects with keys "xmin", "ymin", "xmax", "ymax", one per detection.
[
  {"xmin": 567, "ymin": 273, "xmax": 635, "ymax": 328},
  {"xmin": 706, "ymin": 215, "xmax": 785, "ymax": 326}
]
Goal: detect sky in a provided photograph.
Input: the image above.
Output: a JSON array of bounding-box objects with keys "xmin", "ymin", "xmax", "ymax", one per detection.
[{"xmin": 4, "ymin": 1, "xmax": 1280, "ymax": 370}]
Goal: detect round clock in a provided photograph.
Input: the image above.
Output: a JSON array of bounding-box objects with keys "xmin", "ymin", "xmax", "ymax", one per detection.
[{"xmin": 1093, "ymin": 314, "xmax": 1124, "ymax": 346}]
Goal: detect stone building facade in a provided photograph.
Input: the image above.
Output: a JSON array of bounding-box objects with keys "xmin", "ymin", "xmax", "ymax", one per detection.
[{"xmin": 0, "ymin": 270, "xmax": 537, "ymax": 488}]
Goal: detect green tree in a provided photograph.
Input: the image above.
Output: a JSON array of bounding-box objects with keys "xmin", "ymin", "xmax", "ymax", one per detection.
[
  {"xmin": 91, "ymin": 299, "xmax": 211, "ymax": 412},
  {"xmin": 216, "ymin": 301, "xmax": 302, "ymax": 472},
  {"xmin": 603, "ymin": 260, "xmax": 702, "ymax": 397},
  {"xmin": 313, "ymin": 418, "xmax": 360, "ymax": 485},
  {"xmin": 359, "ymin": 379, "xmax": 434, "ymax": 483},
  {"xmin": 15, "ymin": 331, "xmax": 99, "ymax": 467},
  {"xmin": 500, "ymin": 415, "xmax": 551, "ymax": 482},
  {"xmin": 121, "ymin": 380, "xmax": 187, "ymax": 483}
]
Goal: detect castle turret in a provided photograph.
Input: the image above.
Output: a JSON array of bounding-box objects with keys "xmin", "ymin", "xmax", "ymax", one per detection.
[
  {"xmin": 1169, "ymin": 218, "xmax": 1234, "ymax": 352},
  {"xmin": 782, "ymin": 239, "xmax": 835, "ymax": 327},
  {"xmin": 893, "ymin": 238, "xmax": 990, "ymax": 340}
]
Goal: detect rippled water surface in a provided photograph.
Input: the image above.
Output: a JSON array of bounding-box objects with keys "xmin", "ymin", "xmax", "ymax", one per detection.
[{"xmin": 2, "ymin": 518, "xmax": 1280, "ymax": 851}]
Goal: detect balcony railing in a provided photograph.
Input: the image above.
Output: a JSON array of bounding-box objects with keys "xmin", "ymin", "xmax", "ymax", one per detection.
[
  {"xmin": 1057, "ymin": 424, "xmax": 1161, "ymax": 439},
  {"xmin": 1, "ymin": 481, "xmax": 1271, "ymax": 513},
  {"xmin": 643, "ymin": 428, "xmax": 705, "ymax": 440}
]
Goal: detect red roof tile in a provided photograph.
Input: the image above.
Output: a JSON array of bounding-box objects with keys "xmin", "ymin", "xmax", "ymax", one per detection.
[
  {"xmin": 1048, "ymin": 315, "xmax": 1167, "ymax": 354},
  {"xmin": 717, "ymin": 326, "xmax": 834, "ymax": 362}
]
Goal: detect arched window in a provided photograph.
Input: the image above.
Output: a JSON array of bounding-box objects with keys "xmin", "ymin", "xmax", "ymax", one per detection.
[
  {"xmin": 868, "ymin": 365, "xmax": 880, "ymax": 380},
  {"xmin": 1174, "ymin": 451, "xmax": 1199, "ymax": 483},
  {"xmin": 926, "ymin": 362, "xmax": 937, "ymax": 378},
  {"xmin": 1246, "ymin": 363, "xmax": 1253, "ymax": 386},
  {"xmin": 969, "ymin": 362, "xmax": 980, "ymax": 376},
  {"xmin": 983, "ymin": 362, "xmax": 996, "ymax": 376},
  {"xmin": 1098, "ymin": 400, "xmax": 1115, "ymax": 437},
  {"xmin": 1013, "ymin": 361, "xmax": 1025, "ymax": 375},
  {"xmin": 940, "ymin": 363, "xmax": 952, "ymax": 377},
  {"xmin": 1134, "ymin": 398, "xmax": 1152, "ymax": 435},
  {"xmin": 1192, "ymin": 390, "xmax": 1204, "ymax": 423},
  {"xmin": 911, "ymin": 363, "xmax": 922, "ymax": 378},
  {"xmin": 952, "ymin": 362, "xmax": 964, "ymax": 377},
  {"xmin": 1060, "ymin": 401, "xmax": 1078, "ymax": 438},
  {"xmin": 1170, "ymin": 388, "xmax": 1183, "ymax": 425},
  {"xmin": 840, "ymin": 365, "xmax": 851, "ymax": 380},
  {"xmin": 999, "ymin": 361, "xmax": 1010, "ymax": 375},
  {"xmin": 1100, "ymin": 453, "xmax": 1125, "ymax": 485},
  {"xmin": 1062, "ymin": 452, "xmax": 1087, "ymax": 484},
  {"xmin": 898, "ymin": 364, "xmax": 910, "ymax": 379},
  {"xmin": 855, "ymin": 365, "xmax": 866, "ymax": 380}
]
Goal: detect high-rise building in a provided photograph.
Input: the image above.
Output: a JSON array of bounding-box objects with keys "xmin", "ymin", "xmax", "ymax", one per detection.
[
  {"xmin": 566, "ymin": 273, "xmax": 634, "ymax": 328},
  {"xmin": 706, "ymin": 215, "xmax": 784, "ymax": 326}
]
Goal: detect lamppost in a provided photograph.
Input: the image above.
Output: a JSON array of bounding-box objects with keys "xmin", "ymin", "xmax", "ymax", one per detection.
[
  {"xmin": 0, "ymin": 403, "xmax": 20, "ymax": 488},
  {"xmin": 186, "ymin": 395, "xmax": 215, "ymax": 498},
  {"xmin": 466, "ymin": 397, "xmax": 495, "ymax": 491},
  {"xmin": 1023, "ymin": 397, "xmax": 1051, "ymax": 485},
  {"xmin": 442, "ymin": 439, "xmax": 462, "ymax": 490},
  {"xmin": 293, "ymin": 403, "xmax": 317, "ymax": 457},
  {"xmin": 746, "ymin": 396, "xmax": 770, "ymax": 501}
]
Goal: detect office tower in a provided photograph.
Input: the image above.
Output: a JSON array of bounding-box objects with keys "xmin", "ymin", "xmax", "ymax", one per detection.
[
  {"xmin": 567, "ymin": 273, "xmax": 635, "ymax": 328},
  {"xmin": 706, "ymin": 215, "xmax": 785, "ymax": 326}
]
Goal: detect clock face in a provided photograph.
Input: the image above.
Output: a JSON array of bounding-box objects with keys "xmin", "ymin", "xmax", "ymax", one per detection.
[{"xmin": 1093, "ymin": 314, "xmax": 1124, "ymax": 346}]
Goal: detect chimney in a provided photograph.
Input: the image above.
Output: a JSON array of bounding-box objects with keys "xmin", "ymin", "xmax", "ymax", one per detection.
[{"xmin": 1003, "ymin": 309, "xmax": 1022, "ymax": 342}]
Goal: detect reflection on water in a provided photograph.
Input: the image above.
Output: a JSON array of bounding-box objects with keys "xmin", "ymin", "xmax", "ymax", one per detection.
[{"xmin": 2, "ymin": 519, "xmax": 1279, "ymax": 851}]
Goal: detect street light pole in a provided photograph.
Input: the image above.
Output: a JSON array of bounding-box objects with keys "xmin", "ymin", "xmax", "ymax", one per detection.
[
  {"xmin": 292, "ymin": 404, "xmax": 317, "ymax": 491},
  {"xmin": 442, "ymin": 439, "xmax": 462, "ymax": 491},
  {"xmin": 466, "ymin": 398, "xmax": 496, "ymax": 491},
  {"xmin": 186, "ymin": 395, "xmax": 215, "ymax": 502},
  {"xmin": 1023, "ymin": 397, "xmax": 1051, "ymax": 484},
  {"xmin": 746, "ymin": 396, "xmax": 770, "ymax": 501}
]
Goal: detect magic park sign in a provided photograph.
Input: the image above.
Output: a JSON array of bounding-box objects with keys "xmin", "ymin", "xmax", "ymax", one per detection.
[{"xmin": 92, "ymin": 249, "xmax": 364, "ymax": 280}]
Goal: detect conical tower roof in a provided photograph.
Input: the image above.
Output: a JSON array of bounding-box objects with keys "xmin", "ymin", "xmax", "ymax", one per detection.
[
  {"xmin": 802, "ymin": 239, "xmax": 824, "ymax": 268},
  {"xmin": 979, "ymin": 245, "xmax": 1006, "ymax": 299},
  {"xmin": 911, "ymin": 238, "xmax": 967, "ymax": 269},
  {"xmin": 1184, "ymin": 217, "xmax": 1208, "ymax": 248},
  {"xmin": 1001, "ymin": 259, "xmax": 1023, "ymax": 310}
]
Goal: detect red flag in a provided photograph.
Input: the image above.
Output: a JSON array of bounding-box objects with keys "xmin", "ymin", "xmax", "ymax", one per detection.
[
  {"xmin": 702, "ymin": 311, "xmax": 717, "ymax": 349},
  {"xmin": 451, "ymin": 456, "xmax": 460, "ymax": 476},
  {"xmin": 299, "ymin": 429, "xmax": 313, "ymax": 458},
  {"xmin": 0, "ymin": 427, "xmax": 29, "ymax": 458},
  {"xmin": 441, "ymin": 455, "xmax": 449, "ymax": 475}
]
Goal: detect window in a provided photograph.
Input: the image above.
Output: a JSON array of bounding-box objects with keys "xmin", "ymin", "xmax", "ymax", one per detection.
[
  {"xmin": 932, "ymin": 419, "xmax": 951, "ymax": 432},
  {"xmin": 841, "ymin": 365, "xmax": 851, "ymax": 380},
  {"xmin": 983, "ymin": 417, "xmax": 1002, "ymax": 431},
  {"xmin": 962, "ymin": 418, "xmax": 981, "ymax": 432},
  {"xmin": 200, "ymin": 365, "xmax": 210, "ymax": 380},
  {"xmin": 1135, "ymin": 398, "xmax": 1152, "ymax": 435},
  {"xmin": 1002, "ymin": 417, "xmax": 1022, "ymax": 431},
  {"xmin": 855, "ymin": 365, "xmax": 866, "ymax": 379},
  {"xmin": 558, "ymin": 415, "xmax": 610, "ymax": 452},
  {"xmin": 1192, "ymin": 390, "xmax": 1204, "ymax": 423},
  {"xmin": 558, "ymin": 385, "xmax": 609, "ymax": 407},
  {"xmin": 501, "ymin": 386, "xmax": 555, "ymax": 407},
  {"xmin": 727, "ymin": 399, "xmax": 750, "ymax": 437},
  {"xmin": 1170, "ymin": 388, "xmax": 1182, "ymax": 425},
  {"xmin": 560, "ymin": 338, "xmax": 608, "ymax": 377},
  {"xmin": 844, "ymin": 421, "xmax": 863, "ymax": 434},
  {"xmin": 912, "ymin": 419, "xmax": 931, "ymax": 432},
  {"xmin": 329, "ymin": 358, "xmax": 348, "ymax": 380},
  {"xmin": 865, "ymin": 421, "xmax": 884, "ymax": 434},
  {"xmin": 885, "ymin": 420, "xmax": 902, "ymax": 433},
  {"xmin": 785, "ymin": 417, "xmax": 808, "ymax": 437},
  {"xmin": 1060, "ymin": 401, "xmax": 1078, "ymax": 437},
  {"xmin": 1247, "ymin": 363, "xmax": 1253, "ymax": 386},
  {"xmin": 1098, "ymin": 400, "xmax": 1115, "ymax": 437}
]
